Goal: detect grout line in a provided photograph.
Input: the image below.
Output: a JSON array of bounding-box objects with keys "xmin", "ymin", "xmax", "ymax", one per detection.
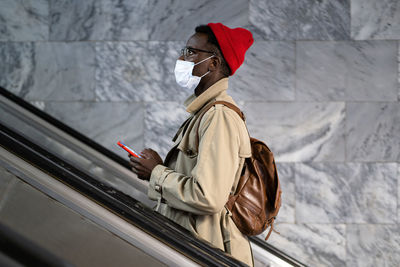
[
  {"xmin": 275, "ymin": 161, "xmax": 398, "ymax": 164},
  {"xmin": 22, "ymin": 100, "xmax": 400, "ymax": 105},
  {"xmin": 47, "ymin": 0, "xmax": 50, "ymax": 42},
  {"xmin": 293, "ymin": 162, "xmax": 297, "ymax": 225},
  {"xmin": 349, "ymin": 0, "xmax": 352, "ymax": 41},
  {"xmin": 344, "ymin": 102, "xmax": 347, "ymax": 162},
  {"xmin": 3, "ymin": 40, "xmax": 400, "ymax": 44},
  {"xmin": 398, "ymin": 40, "xmax": 400, "ymax": 102},
  {"xmin": 93, "ymin": 41, "xmax": 97, "ymax": 102},
  {"xmin": 396, "ymin": 162, "xmax": 399, "ymax": 224},
  {"xmin": 344, "ymin": 223, "xmax": 348, "ymax": 265},
  {"xmin": 241, "ymin": 100, "xmax": 399, "ymax": 103},
  {"xmin": 275, "ymin": 222, "xmax": 399, "ymax": 226},
  {"xmin": 294, "ymin": 40, "xmax": 297, "ymax": 101},
  {"xmin": 143, "ymin": 101, "xmax": 147, "ymax": 149}
]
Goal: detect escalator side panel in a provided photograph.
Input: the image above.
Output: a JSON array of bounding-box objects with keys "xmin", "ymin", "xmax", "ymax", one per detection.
[{"xmin": 0, "ymin": 152, "xmax": 197, "ymax": 267}]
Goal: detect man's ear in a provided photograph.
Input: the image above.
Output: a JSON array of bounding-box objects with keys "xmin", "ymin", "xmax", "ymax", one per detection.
[{"xmin": 209, "ymin": 56, "xmax": 221, "ymax": 71}]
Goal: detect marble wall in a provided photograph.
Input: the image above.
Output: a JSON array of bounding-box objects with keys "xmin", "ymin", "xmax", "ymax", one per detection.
[{"xmin": 0, "ymin": 0, "xmax": 399, "ymax": 266}]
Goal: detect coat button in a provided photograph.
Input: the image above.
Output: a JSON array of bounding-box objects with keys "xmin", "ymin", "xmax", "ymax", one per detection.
[{"xmin": 155, "ymin": 185, "xmax": 161, "ymax": 193}]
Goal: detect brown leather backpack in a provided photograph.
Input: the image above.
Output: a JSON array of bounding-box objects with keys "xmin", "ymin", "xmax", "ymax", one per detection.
[{"xmin": 196, "ymin": 101, "xmax": 282, "ymax": 240}]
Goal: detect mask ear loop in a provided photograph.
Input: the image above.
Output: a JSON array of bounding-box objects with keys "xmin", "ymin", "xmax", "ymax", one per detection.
[
  {"xmin": 200, "ymin": 70, "xmax": 210, "ymax": 78},
  {"xmin": 194, "ymin": 54, "xmax": 215, "ymax": 66},
  {"xmin": 195, "ymin": 54, "xmax": 215, "ymax": 78}
]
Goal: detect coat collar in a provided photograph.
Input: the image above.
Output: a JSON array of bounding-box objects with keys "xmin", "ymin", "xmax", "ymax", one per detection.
[{"xmin": 184, "ymin": 78, "xmax": 229, "ymax": 114}]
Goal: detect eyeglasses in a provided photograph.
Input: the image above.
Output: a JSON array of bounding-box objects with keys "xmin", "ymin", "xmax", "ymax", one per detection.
[{"xmin": 180, "ymin": 47, "xmax": 215, "ymax": 58}]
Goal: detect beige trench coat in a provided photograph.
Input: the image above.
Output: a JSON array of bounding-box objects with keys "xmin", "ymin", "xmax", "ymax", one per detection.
[{"xmin": 148, "ymin": 78, "xmax": 253, "ymax": 266}]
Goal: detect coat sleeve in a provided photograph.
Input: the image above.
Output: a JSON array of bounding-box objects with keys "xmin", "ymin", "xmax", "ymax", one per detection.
[{"xmin": 147, "ymin": 106, "xmax": 241, "ymax": 215}]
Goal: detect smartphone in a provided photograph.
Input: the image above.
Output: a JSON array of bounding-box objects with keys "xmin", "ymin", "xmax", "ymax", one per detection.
[{"xmin": 117, "ymin": 141, "xmax": 141, "ymax": 158}]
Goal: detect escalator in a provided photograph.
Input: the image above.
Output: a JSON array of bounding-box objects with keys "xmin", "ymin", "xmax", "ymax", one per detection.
[{"xmin": 0, "ymin": 86, "xmax": 306, "ymax": 267}]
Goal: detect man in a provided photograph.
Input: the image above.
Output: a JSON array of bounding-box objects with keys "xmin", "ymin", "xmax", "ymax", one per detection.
[{"xmin": 130, "ymin": 23, "xmax": 254, "ymax": 266}]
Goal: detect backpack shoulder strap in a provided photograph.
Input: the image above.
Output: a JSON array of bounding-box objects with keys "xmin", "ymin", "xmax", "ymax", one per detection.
[
  {"xmin": 194, "ymin": 100, "xmax": 245, "ymax": 148},
  {"xmin": 213, "ymin": 101, "xmax": 245, "ymax": 121}
]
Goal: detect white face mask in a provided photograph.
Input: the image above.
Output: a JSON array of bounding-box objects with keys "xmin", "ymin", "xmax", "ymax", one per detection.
[{"xmin": 174, "ymin": 55, "xmax": 214, "ymax": 91}]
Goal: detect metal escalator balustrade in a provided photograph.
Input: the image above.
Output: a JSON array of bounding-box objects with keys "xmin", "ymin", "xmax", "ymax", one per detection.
[
  {"xmin": 0, "ymin": 86, "xmax": 307, "ymax": 267},
  {"xmin": 0, "ymin": 222, "xmax": 74, "ymax": 267},
  {"xmin": 0, "ymin": 89, "xmax": 249, "ymax": 266},
  {"xmin": 0, "ymin": 123, "xmax": 249, "ymax": 266}
]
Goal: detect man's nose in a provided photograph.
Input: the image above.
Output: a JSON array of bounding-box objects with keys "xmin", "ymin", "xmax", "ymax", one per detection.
[{"xmin": 178, "ymin": 55, "xmax": 185, "ymax": 60}]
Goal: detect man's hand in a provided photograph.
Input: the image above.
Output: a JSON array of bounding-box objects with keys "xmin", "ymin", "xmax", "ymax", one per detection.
[{"xmin": 129, "ymin": 148, "xmax": 163, "ymax": 181}]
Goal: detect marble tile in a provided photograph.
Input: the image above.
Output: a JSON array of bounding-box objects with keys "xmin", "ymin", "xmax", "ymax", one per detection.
[
  {"xmin": 243, "ymin": 102, "xmax": 345, "ymax": 162},
  {"xmin": 250, "ymin": 0, "xmax": 350, "ymax": 41},
  {"xmin": 95, "ymin": 41, "xmax": 190, "ymax": 102},
  {"xmin": 297, "ymin": 0, "xmax": 350, "ymax": 40},
  {"xmin": 229, "ymin": 41, "xmax": 295, "ymax": 101},
  {"xmin": 347, "ymin": 224, "xmax": 400, "ymax": 267},
  {"xmin": 0, "ymin": 42, "xmax": 35, "ymax": 97},
  {"xmin": 249, "ymin": 0, "xmax": 297, "ymax": 41},
  {"xmin": 33, "ymin": 42, "xmax": 95, "ymax": 101},
  {"xmin": 296, "ymin": 41, "xmax": 398, "ymax": 101},
  {"xmin": 398, "ymin": 164, "xmax": 400, "ymax": 223},
  {"xmin": 296, "ymin": 163, "xmax": 397, "ymax": 223},
  {"xmin": 144, "ymin": 102, "xmax": 188, "ymax": 160},
  {"xmin": 398, "ymin": 41, "xmax": 400, "ymax": 101},
  {"xmin": 344, "ymin": 41, "xmax": 398, "ymax": 101},
  {"xmin": 50, "ymin": 0, "xmax": 148, "ymax": 41},
  {"xmin": 275, "ymin": 163, "xmax": 295, "ymax": 223},
  {"xmin": 0, "ymin": 42, "xmax": 95, "ymax": 101},
  {"xmin": 346, "ymin": 102, "xmax": 400, "ymax": 161},
  {"xmin": 148, "ymin": 0, "xmax": 248, "ymax": 41},
  {"xmin": 296, "ymin": 42, "xmax": 345, "ymax": 100},
  {"xmin": 351, "ymin": 0, "xmax": 400, "ymax": 40},
  {"xmin": 0, "ymin": 0, "xmax": 49, "ymax": 41},
  {"xmin": 264, "ymin": 223, "xmax": 346, "ymax": 267},
  {"xmin": 41, "ymin": 102, "xmax": 144, "ymax": 159}
]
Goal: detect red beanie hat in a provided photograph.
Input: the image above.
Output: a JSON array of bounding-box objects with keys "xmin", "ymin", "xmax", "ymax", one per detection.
[{"xmin": 208, "ymin": 22, "xmax": 253, "ymax": 75}]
